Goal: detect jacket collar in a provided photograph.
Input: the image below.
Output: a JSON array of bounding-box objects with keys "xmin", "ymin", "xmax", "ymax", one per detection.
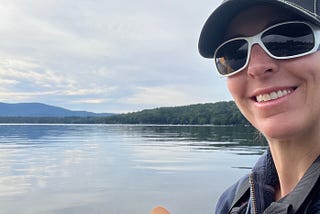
[
  {"xmin": 264, "ymin": 155, "xmax": 320, "ymax": 213},
  {"xmin": 251, "ymin": 150, "xmax": 320, "ymax": 213}
]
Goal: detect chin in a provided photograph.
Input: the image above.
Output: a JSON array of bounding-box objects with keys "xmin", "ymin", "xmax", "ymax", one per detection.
[{"xmin": 257, "ymin": 120, "xmax": 306, "ymax": 141}]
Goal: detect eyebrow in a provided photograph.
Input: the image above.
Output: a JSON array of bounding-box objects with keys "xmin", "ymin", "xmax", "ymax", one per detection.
[
  {"xmin": 266, "ymin": 17, "xmax": 296, "ymax": 27},
  {"xmin": 224, "ymin": 17, "xmax": 300, "ymax": 40}
]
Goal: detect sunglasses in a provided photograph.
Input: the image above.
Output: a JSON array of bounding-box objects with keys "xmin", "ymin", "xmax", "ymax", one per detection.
[{"xmin": 214, "ymin": 21, "xmax": 320, "ymax": 77}]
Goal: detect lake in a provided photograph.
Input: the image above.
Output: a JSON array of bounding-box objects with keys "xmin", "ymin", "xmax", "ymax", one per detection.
[{"xmin": 0, "ymin": 124, "xmax": 267, "ymax": 214}]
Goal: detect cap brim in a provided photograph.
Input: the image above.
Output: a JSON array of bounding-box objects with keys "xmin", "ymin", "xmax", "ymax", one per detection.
[{"xmin": 198, "ymin": 0, "xmax": 320, "ymax": 58}]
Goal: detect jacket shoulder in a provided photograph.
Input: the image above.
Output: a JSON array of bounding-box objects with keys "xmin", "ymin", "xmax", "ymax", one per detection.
[{"xmin": 215, "ymin": 174, "xmax": 250, "ymax": 214}]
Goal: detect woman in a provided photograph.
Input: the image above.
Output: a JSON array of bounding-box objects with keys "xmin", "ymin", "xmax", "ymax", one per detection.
[{"xmin": 199, "ymin": 0, "xmax": 320, "ymax": 213}]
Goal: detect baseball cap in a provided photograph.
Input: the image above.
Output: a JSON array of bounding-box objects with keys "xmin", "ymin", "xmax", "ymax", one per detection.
[{"xmin": 198, "ymin": 0, "xmax": 320, "ymax": 58}]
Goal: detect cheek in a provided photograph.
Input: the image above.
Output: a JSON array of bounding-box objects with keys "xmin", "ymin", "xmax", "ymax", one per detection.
[
  {"xmin": 226, "ymin": 77, "xmax": 245, "ymax": 100},
  {"xmin": 227, "ymin": 76, "xmax": 253, "ymax": 122},
  {"xmin": 287, "ymin": 53, "xmax": 320, "ymax": 78}
]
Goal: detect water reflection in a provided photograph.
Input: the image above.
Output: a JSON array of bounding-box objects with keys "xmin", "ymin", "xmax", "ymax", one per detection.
[
  {"xmin": 0, "ymin": 124, "xmax": 267, "ymax": 214},
  {"xmin": 120, "ymin": 125, "xmax": 267, "ymax": 155}
]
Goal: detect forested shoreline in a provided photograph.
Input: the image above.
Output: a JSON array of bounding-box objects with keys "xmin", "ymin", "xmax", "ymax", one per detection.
[{"xmin": 0, "ymin": 101, "xmax": 250, "ymax": 125}]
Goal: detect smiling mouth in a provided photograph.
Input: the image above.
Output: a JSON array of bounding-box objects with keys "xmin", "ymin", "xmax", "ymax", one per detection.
[{"xmin": 255, "ymin": 88, "xmax": 296, "ymax": 103}]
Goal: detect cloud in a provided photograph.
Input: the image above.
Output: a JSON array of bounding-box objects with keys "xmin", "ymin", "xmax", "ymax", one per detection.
[
  {"xmin": 121, "ymin": 86, "xmax": 190, "ymax": 106},
  {"xmin": 0, "ymin": 0, "xmax": 228, "ymax": 112},
  {"xmin": 71, "ymin": 99, "xmax": 110, "ymax": 104},
  {"xmin": 0, "ymin": 57, "xmax": 73, "ymax": 88}
]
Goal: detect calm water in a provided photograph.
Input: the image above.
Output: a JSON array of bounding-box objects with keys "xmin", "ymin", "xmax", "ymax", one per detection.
[{"xmin": 0, "ymin": 124, "xmax": 267, "ymax": 214}]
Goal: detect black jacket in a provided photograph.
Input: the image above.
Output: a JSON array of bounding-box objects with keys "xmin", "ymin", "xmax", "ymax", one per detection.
[{"xmin": 215, "ymin": 150, "xmax": 320, "ymax": 213}]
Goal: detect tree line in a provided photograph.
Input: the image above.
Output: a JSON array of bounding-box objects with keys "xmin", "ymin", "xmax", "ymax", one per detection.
[
  {"xmin": 0, "ymin": 101, "xmax": 250, "ymax": 125},
  {"xmin": 103, "ymin": 101, "xmax": 249, "ymax": 125}
]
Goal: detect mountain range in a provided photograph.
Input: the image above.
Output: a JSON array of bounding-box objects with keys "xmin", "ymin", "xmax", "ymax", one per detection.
[{"xmin": 0, "ymin": 102, "xmax": 113, "ymax": 117}]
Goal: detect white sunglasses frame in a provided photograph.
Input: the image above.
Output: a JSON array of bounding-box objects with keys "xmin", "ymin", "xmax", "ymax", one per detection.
[{"xmin": 214, "ymin": 21, "xmax": 320, "ymax": 77}]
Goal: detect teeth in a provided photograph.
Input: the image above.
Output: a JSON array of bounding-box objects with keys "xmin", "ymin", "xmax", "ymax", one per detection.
[{"xmin": 256, "ymin": 89, "xmax": 293, "ymax": 102}]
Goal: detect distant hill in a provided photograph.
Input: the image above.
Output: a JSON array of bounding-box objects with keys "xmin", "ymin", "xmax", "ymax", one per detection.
[
  {"xmin": 103, "ymin": 101, "xmax": 250, "ymax": 125},
  {"xmin": 0, "ymin": 101, "xmax": 250, "ymax": 125},
  {"xmin": 0, "ymin": 102, "xmax": 113, "ymax": 117}
]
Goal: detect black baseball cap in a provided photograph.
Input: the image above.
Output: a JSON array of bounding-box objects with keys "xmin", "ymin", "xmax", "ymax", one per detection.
[{"xmin": 198, "ymin": 0, "xmax": 320, "ymax": 58}]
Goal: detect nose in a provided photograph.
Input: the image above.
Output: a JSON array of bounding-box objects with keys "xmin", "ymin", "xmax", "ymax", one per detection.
[{"xmin": 246, "ymin": 44, "xmax": 279, "ymax": 78}]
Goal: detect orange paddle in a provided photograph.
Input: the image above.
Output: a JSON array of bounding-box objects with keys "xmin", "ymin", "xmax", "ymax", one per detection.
[{"xmin": 150, "ymin": 206, "xmax": 170, "ymax": 214}]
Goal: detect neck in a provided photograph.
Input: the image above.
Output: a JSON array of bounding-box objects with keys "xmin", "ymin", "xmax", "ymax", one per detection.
[{"xmin": 268, "ymin": 136, "xmax": 320, "ymax": 200}]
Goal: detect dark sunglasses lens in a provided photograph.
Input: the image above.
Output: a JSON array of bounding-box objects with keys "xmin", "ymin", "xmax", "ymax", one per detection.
[
  {"xmin": 215, "ymin": 39, "xmax": 248, "ymax": 75},
  {"xmin": 262, "ymin": 23, "xmax": 315, "ymax": 57}
]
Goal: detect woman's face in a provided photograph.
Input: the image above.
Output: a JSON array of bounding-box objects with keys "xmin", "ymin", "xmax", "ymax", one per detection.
[{"xmin": 226, "ymin": 6, "xmax": 320, "ymax": 140}]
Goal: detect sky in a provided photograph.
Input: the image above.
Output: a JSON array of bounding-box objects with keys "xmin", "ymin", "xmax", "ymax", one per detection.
[{"xmin": 0, "ymin": 0, "xmax": 232, "ymax": 113}]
